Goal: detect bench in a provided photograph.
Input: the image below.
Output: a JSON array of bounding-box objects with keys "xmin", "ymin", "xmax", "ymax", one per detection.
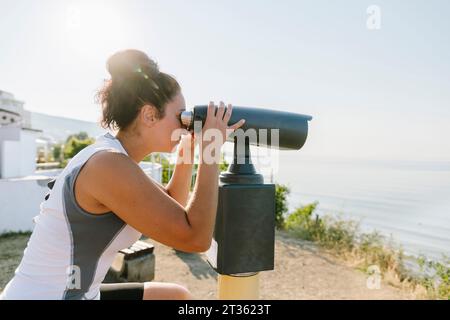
[{"xmin": 103, "ymin": 240, "xmax": 155, "ymax": 283}]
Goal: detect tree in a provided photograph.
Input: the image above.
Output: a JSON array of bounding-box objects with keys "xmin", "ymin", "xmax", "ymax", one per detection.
[
  {"xmin": 52, "ymin": 144, "xmax": 62, "ymax": 161},
  {"xmin": 65, "ymin": 131, "xmax": 89, "ymax": 143},
  {"xmin": 63, "ymin": 135, "xmax": 95, "ymax": 159}
]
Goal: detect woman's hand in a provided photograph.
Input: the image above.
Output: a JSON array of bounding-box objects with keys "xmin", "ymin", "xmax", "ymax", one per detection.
[
  {"xmin": 198, "ymin": 101, "xmax": 245, "ymax": 160},
  {"xmin": 177, "ymin": 130, "xmax": 196, "ymax": 162}
]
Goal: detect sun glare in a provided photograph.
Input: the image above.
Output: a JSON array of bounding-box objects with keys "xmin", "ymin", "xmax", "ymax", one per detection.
[{"xmin": 64, "ymin": 2, "xmax": 128, "ymax": 59}]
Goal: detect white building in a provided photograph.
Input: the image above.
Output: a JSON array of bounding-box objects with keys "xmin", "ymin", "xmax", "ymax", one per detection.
[{"xmin": 0, "ymin": 90, "xmax": 41, "ymax": 179}]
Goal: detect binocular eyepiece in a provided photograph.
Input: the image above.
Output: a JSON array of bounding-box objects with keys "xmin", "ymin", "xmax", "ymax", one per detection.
[{"xmin": 180, "ymin": 105, "xmax": 312, "ymax": 150}]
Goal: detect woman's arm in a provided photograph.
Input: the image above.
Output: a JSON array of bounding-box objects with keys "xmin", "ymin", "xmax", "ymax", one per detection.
[
  {"xmin": 164, "ymin": 133, "xmax": 195, "ymax": 207},
  {"xmin": 84, "ymin": 151, "xmax": 216, "ymax": 252}
]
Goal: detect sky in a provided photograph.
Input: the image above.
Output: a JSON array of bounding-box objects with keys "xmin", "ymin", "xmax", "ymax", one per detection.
[{"xmin": 1, "ymin": 0, "xmax": 449, "ymax": 161}]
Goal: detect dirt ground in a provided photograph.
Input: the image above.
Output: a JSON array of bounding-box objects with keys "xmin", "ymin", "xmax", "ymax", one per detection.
[
  {"xmin": 152, "ymin": 231, "xmax": 418, "ymax": 300},
  {"xmin": 0, "ymin": 231, "xmax": 419, "ymax": 299}
]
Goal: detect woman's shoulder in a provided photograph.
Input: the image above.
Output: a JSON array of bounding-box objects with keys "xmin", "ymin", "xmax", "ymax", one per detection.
[
  {"xmin": 82, "ymin": 149, "xmax": 135, "ymax": 179},
  {"xmin": 73, "ymin": 150, "xmax": 140, "ymax": 214}
]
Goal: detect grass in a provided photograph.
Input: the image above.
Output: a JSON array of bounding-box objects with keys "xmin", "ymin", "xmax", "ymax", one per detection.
[
  {"xmin": 280, "ymin": 197, "xmax": 450, "ymax": 300},
  {"xmin": 0, "ymin": 232, "xmax": 31, "ymax": 291},
  {"xmin": 0, "ymin": 231, "xmax": 32, "ymax": 240}
]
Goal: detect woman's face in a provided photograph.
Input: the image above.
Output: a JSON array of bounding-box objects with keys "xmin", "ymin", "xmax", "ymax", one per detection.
[{"xmin": 152, "ymin": 91, "xmax": 187, "ymax": 152}]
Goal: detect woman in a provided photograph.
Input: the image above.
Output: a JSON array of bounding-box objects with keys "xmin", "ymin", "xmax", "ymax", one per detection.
[{"xmin": 0, "ymin": 49, "xmax": 245, "ymax": 300}]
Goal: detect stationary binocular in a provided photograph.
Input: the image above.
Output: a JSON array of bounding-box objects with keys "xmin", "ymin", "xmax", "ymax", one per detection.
[
  {"xmin": 180, "ymin": 105, "xmax": 312, "ymax": 150},
  {"xmin": 180, "ymin": 105, "xmax": 313, "ymax": 275}
]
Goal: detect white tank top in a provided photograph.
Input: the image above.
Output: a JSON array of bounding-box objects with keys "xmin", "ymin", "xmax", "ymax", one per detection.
[{"xmin": 1, "ymin": 132, "xmax": 142, "ymax": 300}]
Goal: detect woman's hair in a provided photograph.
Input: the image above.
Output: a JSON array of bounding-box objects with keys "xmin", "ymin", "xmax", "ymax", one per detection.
[{"xmin": 96, "ymin": 49, "xmax": 181, "ymax": 130}]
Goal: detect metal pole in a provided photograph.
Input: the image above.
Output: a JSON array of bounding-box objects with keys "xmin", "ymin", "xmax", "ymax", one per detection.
[{"xmin": 218, "ymin": 273, "xmax": 260, "ymax": 300}]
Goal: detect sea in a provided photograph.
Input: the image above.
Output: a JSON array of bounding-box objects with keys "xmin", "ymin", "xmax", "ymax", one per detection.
[{"xmin": 270, "ymin": 153, "xmax": 450, "ymax": 261}]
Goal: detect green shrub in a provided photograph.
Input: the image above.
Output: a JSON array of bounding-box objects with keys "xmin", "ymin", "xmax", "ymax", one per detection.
[
  {"xmin": 274, "ymin": 184, "xmax": 290, "ymax": 229},
  {"xmin": 418, "ymin": 255, "xmax": 450, "ymax": 300},
  {"xmin": 284, "ymin": 201, "xmax": 449, "ymax": 299},
  {"xmin": 52, "ymin": 144, "xmax": 62, "ymax": 161},
  {"xmin": 63, "ymin": 136, "xmax": 95, "ymax": 159},
  {"xmin": 0, "ymin": 231, "xmax": 32, "ymax": 240}
]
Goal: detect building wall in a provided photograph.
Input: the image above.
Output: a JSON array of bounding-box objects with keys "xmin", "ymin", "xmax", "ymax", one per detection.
[
  {"xmin": 0, "ymin": 128, "xmax": 39, "ymax": 178},
  {"xmin": 19, "ymin": 130, "xmax": 39, "ymax": 176},
  {"xmin": 0, "ymin": 176, "xmax": 50, "ymax": 233}
]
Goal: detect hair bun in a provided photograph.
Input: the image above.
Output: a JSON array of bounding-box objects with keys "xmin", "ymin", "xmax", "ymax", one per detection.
[{"xmin": 107, "ymin": 49, "xmax": 159, "ymax": 80}]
